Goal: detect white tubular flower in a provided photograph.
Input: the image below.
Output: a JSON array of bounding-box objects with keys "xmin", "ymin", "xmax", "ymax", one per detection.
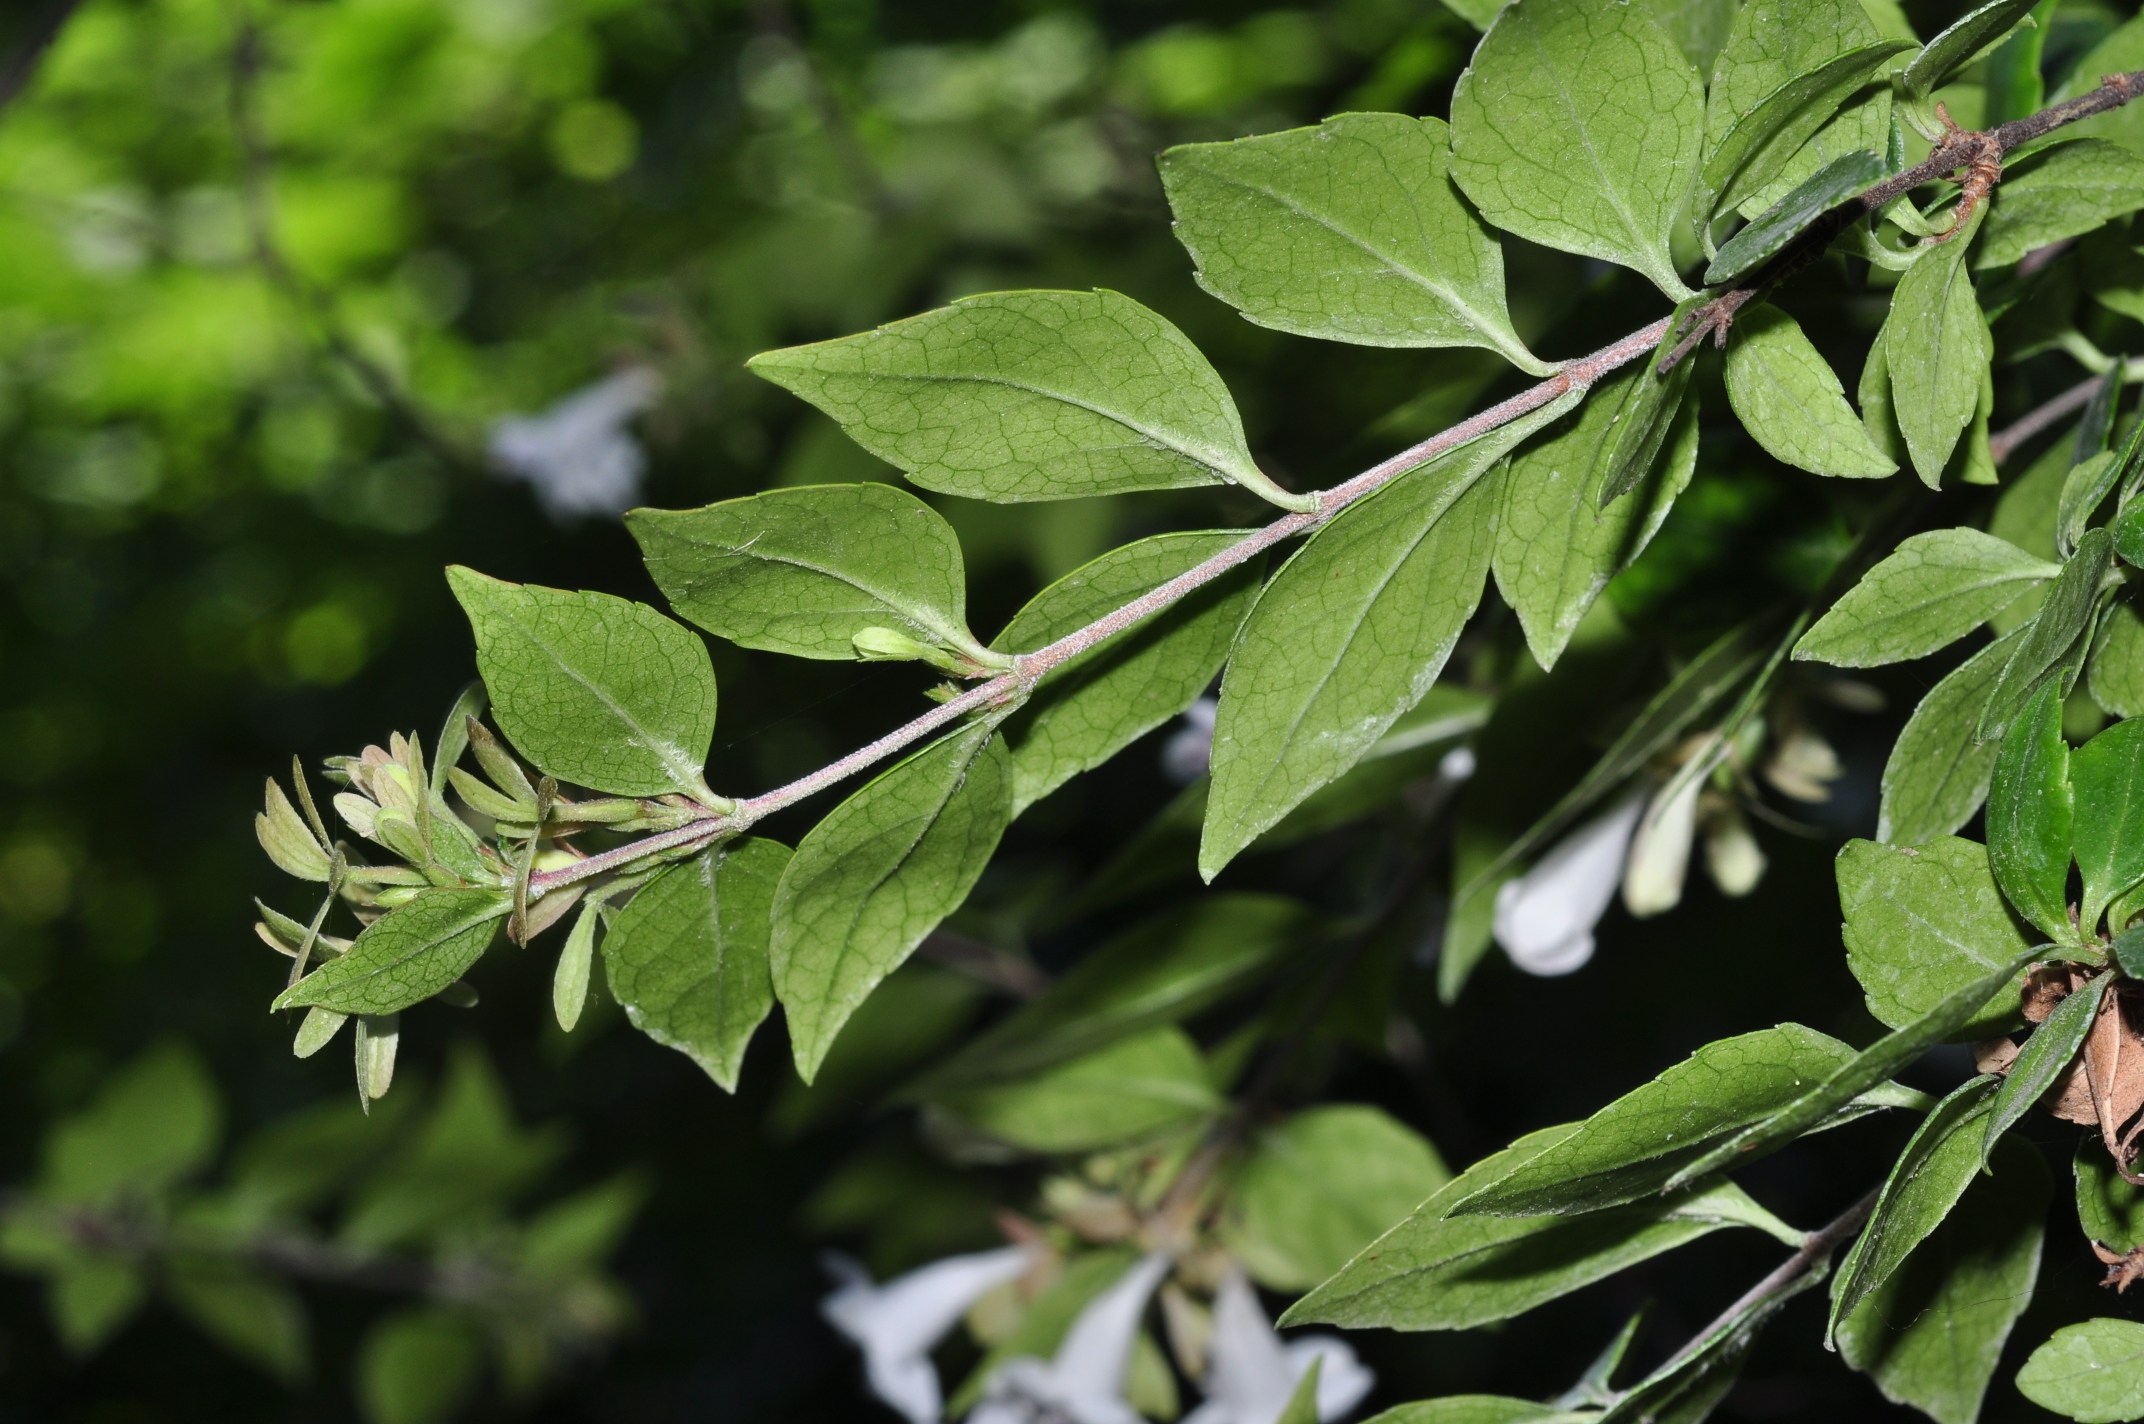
[
  {"xmin": 1493, "ymin": 791, "xmax": 1645, "ymax": 977},
  {"xmin": 1704, "ymin": 804, "xmax": 1767, "ymax": 897},
  {"xmin": 1183, "ymin": 1270, "xmax": 1374, "ymax": 1424},
  {"xmin": 488, "ymin": 367, "xmax": 662, "ymax": 520},
  {"xmin": 970, "ymin": 1252, "xmax": 1172, "ymax": 1424},
  {"xmin": 822, "ymin": 1245, "xmax": 1034, "ymax": 1424},
  {"xmin": 1162, "ymin": 698, "xmax": 1220, "ymax": 784},
  {"xmin": 1621, "ymin": 773, "xmax": 1701, "ymax": 919}
]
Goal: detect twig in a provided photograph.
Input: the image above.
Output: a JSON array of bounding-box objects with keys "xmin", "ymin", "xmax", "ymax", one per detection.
[
  {"xmin": 523, "ymin": 78, "xmax": 2144, "ymax": 902},
  {"xmin": 1990, "ymin": 375, "xmax": 2102, "ymax": 463},
  {"xmin": 1663, "ymin": 70, "xmax": 2144, "ymax": 371},
  {"xmin": 527, "ymin": 320, "xmax": 1670, "ymax": 896},
  {"xmin": 1657, "ymin": 1185, "xmax": 1879, "ymax": 1375},
  {"xmin": 0, "ymin": 0, "xmax": 79, "ymax": 114}
]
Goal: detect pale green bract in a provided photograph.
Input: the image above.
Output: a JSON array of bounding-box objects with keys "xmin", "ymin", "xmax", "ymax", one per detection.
[
  {"xmin": 1158, "ymin": 113, "xmax": 1551, "ymax": 374},
  {"xmin": 1449, "ymin": 0, "xmax": 1703, "ymax": 299},
  {"xmin": 745, "ymin": 288, "xmax": 1312, "ymax": 510},
  {"xmin": 447, "ymin": 569, "xmax": 719, "ymax": 800}
]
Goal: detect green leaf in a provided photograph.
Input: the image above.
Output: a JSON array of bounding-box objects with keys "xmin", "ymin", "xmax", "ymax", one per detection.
[
  {"xmin": 1838, "ymin": 837, "xmax": 2034, "ymax": 1039},
  {"xmin": 2057, "ymin": 16, "xmax": 2144, "ymax": 158},
  {"xmin": 164, "ymin": 1261, "xmax": 309, "ymax": 1383},
  {"xmin": 1979, "ymin": 140, "xmax": 2144, "ymax": 270},
  {"xmin": 1724, "ymin": 305, "xmax": 1896, "ymax": 479},
  {"xmin": 1275, "ymin": 1361, "xmax": 1322, "ymax": 1424},
  {"xmin": 1283, "ymin": 1122, "xmax": 1793, "ymax": 1331},
  {"xmin": 1445, "ymin": 1024, "xmax": 1884, "ymax": 1218},
  {"xmin": 2090, "ymin": 597, "xmax": 2144, "ymax": 717},
  {"xmin": 1984, "ymin": 0, "xmax": 2057, "ymax": 125},
  {"xmin": 1496, "ymin": 372, "xmax": 1698, "ymax": 669},
  {"xmin": 908, "ymin": 894, "xmax": 1314, "ymax": 1097},
  {"xmin": 2076, "ymin": 1138, "xmax": 2144, "ymax": 1252},
  {"xmin": 627, "ymin": 484, "xmax": 988, "ymax": 664},
  {"xmin": 274, "ymin": 889, "xmax": 510, "ymax": 1017},
  {"xmin": 448, "ymin": 568, "xmax": 718, "ymax": 799},
  {"xmin": 1828, "ymin": 1074, "xmax": 1999, "ymax": 1341},
  {"xmin": 1361, "ymin": 1400, "xmax": 1592, "ymax": 1424},
  {"xmin": 1979, "ymin": 527, "xmax": 2115, "ymax": 740},
  {"xmin": 1983, "ymin": 974, "xmax": 2107, "ymax": 1167},
  {"xmin": 1701, "ymin": 43, "xmax": 1910, "ymax": 220},
  {"xmin": 1661, "ymin": 946, "xmax": 2041, "ymax": 1191},
  {"xmin": 1221, "ymin": 1105, "xmax": 1450, "ymax": 1290},
  {"xmin": 993, "ymin": 530, "xmax": 1261, "ymax": 813},
  {"xmin": 2073, "ymin": 719, "xmax": 2144, "ymax": 932},
  {"xmin": 1796, "ymin": 530, "xmax": 2056, "ymax": 668},
  {"xmin": 1448, "ymin": 0, "xmax": 1705, "ymax": 299},
  {"xmin": 1595, "ymin": 1250, "xmax": 1815, "ymax": 1424},
  {"xmin": 744, "ymin": 289, "xmax": 1310, "ymax": 510},
  {"xmin": 1596, "ymin": 325, "xmax": 1699, "ymax": 507},
  {"xmin": 1836, "ymin": 1139, "xmax": 2048, "ymax": 1424},
  {"xmin": 43, "ymin": 1042, "xmax": 221, "ymax": 1206},
  {"xmin": 1987, "ymin": 680, "xmax": 2077, "ymax": 940},
  {"xmin": 1158, "ymin": 113, "xmax": 1549, "ymax": 374},
  {"xmin": 1202, "ymin": 395, "xmax": 1575, "ymax": 878},
  {"xmin": 1706, "ymin": 151, "xmax": 1888, "ymax": 286},
  {"xmin": 50, "ymin": 1258, "xmax": 146, "ymax": 1354},
  {"xmin": 2017, "ymin": 1320, "xmax": 2144, "ymax": 1423},
  {"xmin": 1882, "ymin": 217, "xmax": 1992, "ymax": 488},
  {"xmin": 2061, "ymin": 452, "xmax": 2124, "ymax": 561},
  {"xmin": 771, "ymin": 722, "xmax": 1012, "ymax": 1081},
  {"xmin": 937, "ymin": 1027, "xmax": 1219, "ymax": 1152},
  {"xmin": 356, "ymin": 1308, "xmax": 481, "ymax": 1424},
  {"xmin": 602, "ymin": 839, "xmax": 791, "ymax": 1092},
  {"xmin": 1902, "ymin": 0, "xmax": 2043, "ymax": 101},
  {"xmin": 1878, "ymin": 628, "xmax": 2023, "ymax": 844},
  {"xmin": 1706, "ymin": 0, "xmax": 1883, "ymax": 150}
]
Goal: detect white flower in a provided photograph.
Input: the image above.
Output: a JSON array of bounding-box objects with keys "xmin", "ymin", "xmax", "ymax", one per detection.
[
  {"xmin": 1621, "ymin": 773, "xmax": 1701, "ymax": 919},
  {"xmin": 488, "ymin": 367, "xmax": 661, "ymax": 520},
  {"xmin": 822, "ymin": 1244, "xmax": 1034, "ymax": 1424},
  {"xmin": 1493, "ymin": 791, "xmax": 1645, "ymax": 977},
  {"xmin": 969, "ymin": 1252, "xmax": 1171, "ymax": 1424},
  {"xmin": 1162, "ymin": 698, "xmax": 1219, "ymax": 784},
  {"xmin": 1182, "ymin": 1270, "xmax": 1373, "ymax": 1424}
]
